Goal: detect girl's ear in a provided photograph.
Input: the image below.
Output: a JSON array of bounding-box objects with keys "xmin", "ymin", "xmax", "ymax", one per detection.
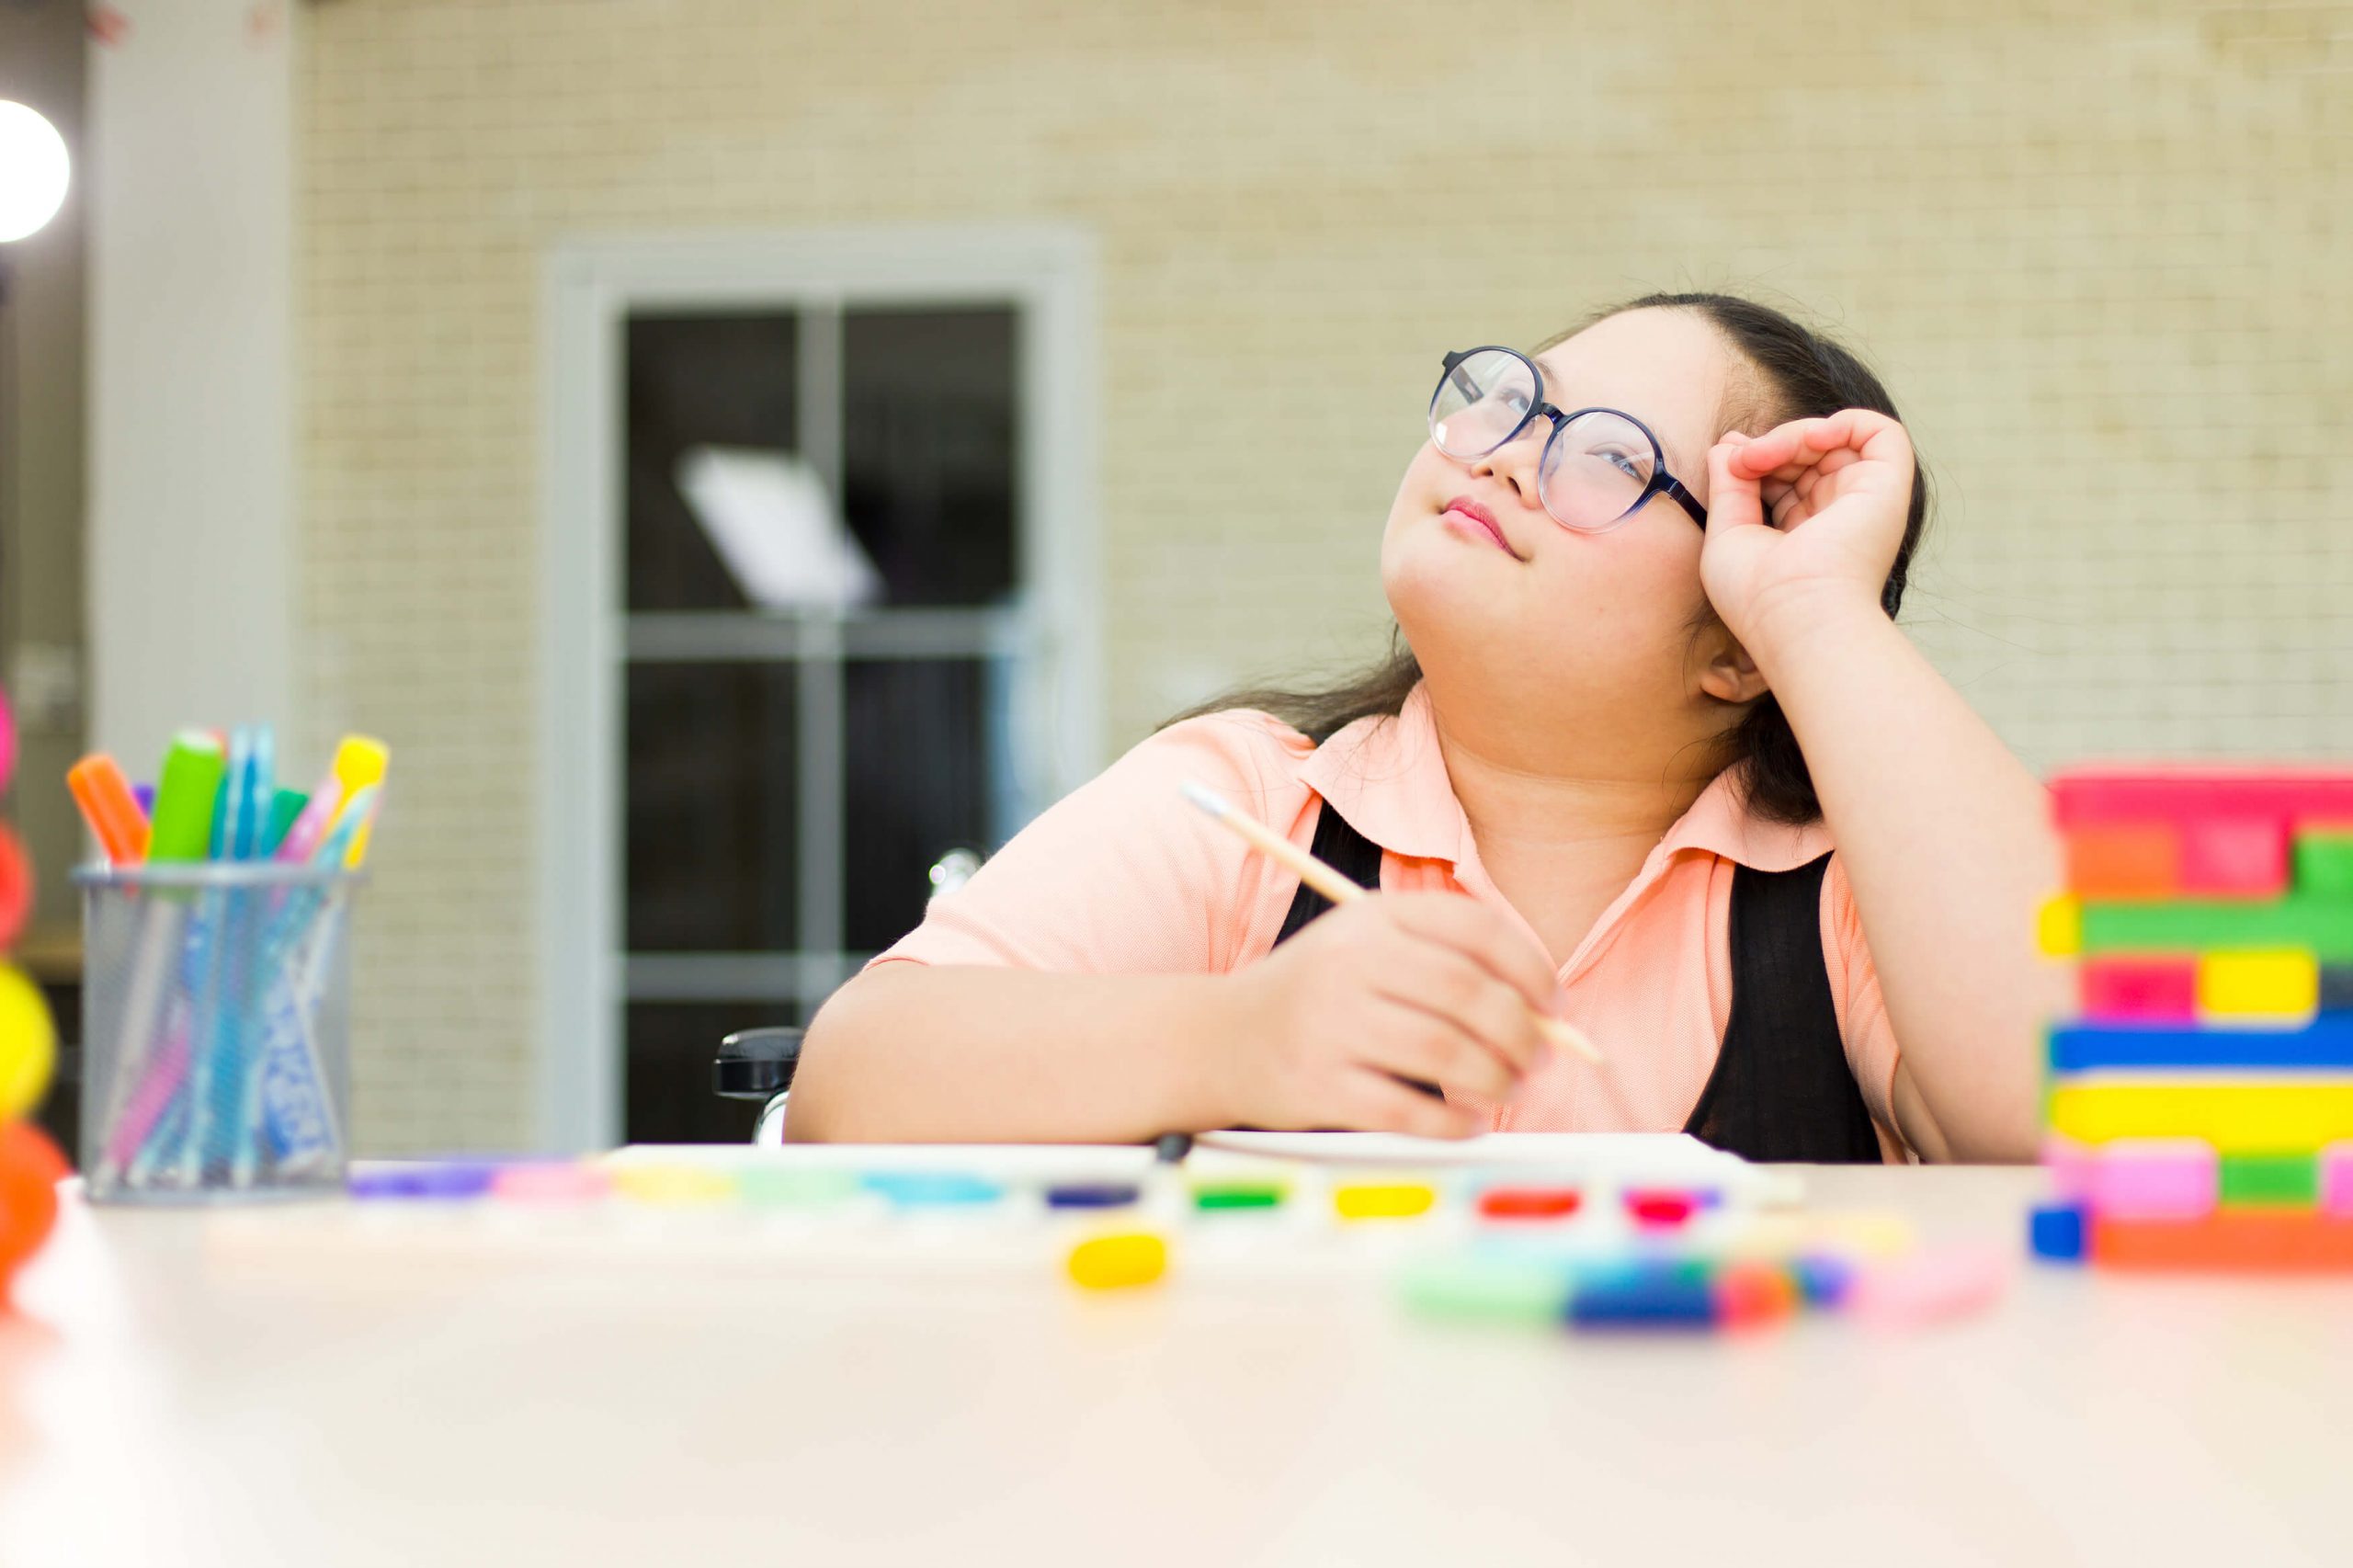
[{"xmin": 1695, "ymin": 623, "xmax": 1771, "ymax": 706}]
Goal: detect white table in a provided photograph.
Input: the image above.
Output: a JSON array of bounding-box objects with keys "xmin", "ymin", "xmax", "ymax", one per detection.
[{"xmin": 0, "ymin": 1165, "xmax": 2345, "ymax": 1567}]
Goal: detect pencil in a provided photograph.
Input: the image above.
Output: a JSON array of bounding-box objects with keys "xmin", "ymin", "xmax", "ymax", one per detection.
[{"xmin": 1179, "ymin": 781, "xmax": 1605, "ymax": 1067}]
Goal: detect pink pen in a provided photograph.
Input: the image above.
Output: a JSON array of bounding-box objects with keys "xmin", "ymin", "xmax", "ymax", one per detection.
[{"xmin": 274, "ymin": 778, "xmax": 345, "ymax": 862}]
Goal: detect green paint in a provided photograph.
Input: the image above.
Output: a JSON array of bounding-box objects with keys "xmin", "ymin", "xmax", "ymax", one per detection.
[
  {"xmin": 1191, "ymin": 1181, "xmax": 1285, "ymax": 1211},
  {"xmin": 735, "ymin": 1168, "xmax": 861, "ymax": 1208}
]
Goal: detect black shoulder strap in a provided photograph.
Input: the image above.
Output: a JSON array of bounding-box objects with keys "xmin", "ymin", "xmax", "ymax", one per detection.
[
  {"xmin": 1684, "ymin": 852, "xmax": 1883, "ymax": 1163},
  {"xmin": 1268, "ymin": 801, "xmax": 1442, "ymax": 1104},
  {"xmin": 1271, "ymin": 798, "xmax": 1384, "ymax": 948}
]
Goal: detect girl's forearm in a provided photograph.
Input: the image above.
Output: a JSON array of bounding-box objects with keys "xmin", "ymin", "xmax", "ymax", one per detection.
[
  {"xmin": 785, "ymin": 964, "xmax": 1235, "ymax": 1143},
  {"xmin": 1748, "ymin": 593, "xmax": 2062, "ymax": 1161}
]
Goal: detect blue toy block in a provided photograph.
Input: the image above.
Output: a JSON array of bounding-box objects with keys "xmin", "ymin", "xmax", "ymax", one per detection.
[
  {"xmin": 2049, "ymin": 1017, "xmax": 2353, "ymax": 1074},
  {"xmin": 2029, "ymin": 1202, "xmax": 2087, "ymax": 1263}
]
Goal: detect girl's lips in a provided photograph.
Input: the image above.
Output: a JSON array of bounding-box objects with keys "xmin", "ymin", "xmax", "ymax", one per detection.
[{"xmin": 1442, "ymin": 497, "xmax": 1518, "ymax": 558}]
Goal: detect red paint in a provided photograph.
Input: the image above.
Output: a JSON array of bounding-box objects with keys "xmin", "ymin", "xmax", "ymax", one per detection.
[
  {"xmin": 1477, "ymin": 1187, "xmax": 1580, "ymax": 1221},
  {"xmin": 1625, "ymin": 1189, "xmax": 1698, "ymax": 1227}
]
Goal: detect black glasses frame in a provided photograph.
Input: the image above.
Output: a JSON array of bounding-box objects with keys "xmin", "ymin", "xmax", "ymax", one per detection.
[{"xmin": 1432, "ymin": 347, "xmax": 1709, "ymax": 532}]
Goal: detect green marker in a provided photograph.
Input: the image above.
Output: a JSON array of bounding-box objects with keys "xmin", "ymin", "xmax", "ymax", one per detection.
[
  {"xmin": 149, "ymin": 732, "xmax": 228, "ymax": 864},
  {"xmin": 263, "ymin": 789, "xmax": 308, "ymax": 858}
]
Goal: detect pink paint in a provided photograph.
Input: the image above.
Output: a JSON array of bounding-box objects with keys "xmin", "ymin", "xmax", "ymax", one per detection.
[
  {"xmin": 2178, "ymin": 816, "xmax": 2289, "ymax": 897},
  {"xmin": 1848, "ymin": 1244, "xmax": 2010, "ymax": 1329},
  {"xmin": 491, "ymin": 1162, "xmax": 611, "ymax": 1204},
  {"xmin": 2086, "ymin": 1138, "xmax": 2218, "ymax": 1221},
  {"xmin": 2320, "ymin": 1144, "xmax": 2353, "ymax": 1219},
  {"xmin": 2079, "ymin": 956, "xmax": 2198, "ymax": 1022}
]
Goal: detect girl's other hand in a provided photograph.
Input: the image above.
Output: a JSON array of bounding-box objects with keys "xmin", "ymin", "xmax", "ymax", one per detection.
[
  {"xmin": 1211, "ymin": 893, "xmax": 1559, "ymax": 1138},
  {"xmin": 1699, "ymin": 409, "xmax": 1915, "ymax": 656}
]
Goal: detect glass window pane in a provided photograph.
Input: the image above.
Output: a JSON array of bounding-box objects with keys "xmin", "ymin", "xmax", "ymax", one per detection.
[
  {"xmin": 626, "ymin": 664, "xmax": 799, "ymax": 951},
  {"xmin": 626, "ymin": 312, "xmax": 800, "ymax": 612},
  {"xmin": 841, "ymin": 307, "xmax": 1018, "ymax": 608},
  {"xmin": 625, "ymin": 1001, "xmax": 801, "ymax": 1144},
  {"xmin": 842, "ymin": 658, "xmax": 1006, "ymax": 950}
]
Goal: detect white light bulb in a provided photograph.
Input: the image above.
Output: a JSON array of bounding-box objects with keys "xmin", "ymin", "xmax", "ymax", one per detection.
[{"xmin": 0, "ymin": 101, "xmax": 70, "ymax": 244}]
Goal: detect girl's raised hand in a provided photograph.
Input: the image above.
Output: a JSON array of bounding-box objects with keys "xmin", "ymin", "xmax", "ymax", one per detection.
[{"xmin": 1699, "ymin": 409, "xmax": 1915, "ymax": 656}]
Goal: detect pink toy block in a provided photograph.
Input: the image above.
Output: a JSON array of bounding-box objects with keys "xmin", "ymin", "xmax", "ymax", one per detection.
[
  {"xmin": 2322, "ymin": 1144, "xmax": 2353, "ymax": 1219},
  {"xmin": 2086, "ymin": 1138, "xmax": 2219, "ymax": 1221},
  {"xmin": 2041, "ymin": 1137, "xmax": 2095, "ymax": 1199},
  {"xmin": 2079, "ymin": 956, "xmax": 2198, "ymax": 1022},
  {"xmin": 2177, "ymin": 817, "xmax": 2290, "ymax": 898},
  {"xmin": 2051, "ymin": 769, "xmax": 2353, "ymax": 832}
]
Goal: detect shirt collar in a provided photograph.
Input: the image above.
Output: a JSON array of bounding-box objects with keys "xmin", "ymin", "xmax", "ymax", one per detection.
[{"xmin": 1298, "ymin": 682, "xmax": 1832, "ymax": 873}]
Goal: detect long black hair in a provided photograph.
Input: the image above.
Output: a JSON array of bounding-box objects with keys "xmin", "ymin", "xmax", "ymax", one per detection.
[{"xmin": 1166, "ymin": 291, "xmax": 1931, "ymax": 825}]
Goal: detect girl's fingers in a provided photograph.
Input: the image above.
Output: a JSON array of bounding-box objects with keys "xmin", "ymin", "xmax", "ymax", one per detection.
[
  {"xmin": 1358, "ymin": 1001, "xmax": 1520, "ymax": 1102},
  {"xmin": 1335, "ymin": 1068, "xmax": 1483, "ymax": 1140},
  {"xmin": 1382, "ymin": 896, "xmax": 1559, "ymax": 1016},
  {"xmin": 1705, "ymin": 440, "xmax": 1768, "ymax": 532}
]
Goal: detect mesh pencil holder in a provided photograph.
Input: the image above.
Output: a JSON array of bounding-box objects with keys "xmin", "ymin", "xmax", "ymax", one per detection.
[{"xmin": 76, "ymin": 861, "xmax": 361, "ymax": 1204}]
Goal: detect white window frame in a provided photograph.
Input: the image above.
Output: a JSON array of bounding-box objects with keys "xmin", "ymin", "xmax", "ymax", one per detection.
[{"xmin": 537, "ymin": 226, "xmax": 1101, "ymax": 1152}]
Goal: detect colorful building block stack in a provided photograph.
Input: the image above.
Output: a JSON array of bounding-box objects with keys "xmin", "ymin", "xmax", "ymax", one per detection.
[
  {"xmin": 0, "ymin": 678, "xmax": 67, "ymax": 1302},
  {"xmin": 2035, "ymin": 769, "xmax": 2353, "ymax": 1271}
]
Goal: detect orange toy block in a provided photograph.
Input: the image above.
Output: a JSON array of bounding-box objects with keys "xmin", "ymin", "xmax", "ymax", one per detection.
[
  {"xmin": 2090, "ymin": 1210, "xmax": 2353, "ymax": 1273},
  {"xmin": 2064, "ymin": 824, "xmax": 2179, "ymax": 900}
]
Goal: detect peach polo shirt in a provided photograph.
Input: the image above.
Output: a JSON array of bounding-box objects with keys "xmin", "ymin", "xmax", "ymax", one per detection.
[{"xmin": 871, "ymin": 685, "xmax": 1909, "ymax": 1159}]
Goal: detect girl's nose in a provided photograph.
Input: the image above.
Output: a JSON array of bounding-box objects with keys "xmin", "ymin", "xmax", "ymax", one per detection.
[{"xmin": 1466, "ymin": 423, "xmax": 1546, "ymax": 512}]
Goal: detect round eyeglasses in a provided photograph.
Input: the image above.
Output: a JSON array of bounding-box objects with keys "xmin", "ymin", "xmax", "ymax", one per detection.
[{"xmin": 1427, "ymin": 347, "xmax": 1709, "ymax": 534}]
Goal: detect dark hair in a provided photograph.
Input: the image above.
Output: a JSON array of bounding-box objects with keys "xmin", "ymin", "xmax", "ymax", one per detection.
[{"xmin": 1165, "ymin": 290, "xmax": 1930, "ymax": 825}]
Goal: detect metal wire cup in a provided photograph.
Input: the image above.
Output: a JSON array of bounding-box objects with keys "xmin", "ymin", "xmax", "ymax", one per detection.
[{"xmin": 75, "ymin": 860, "xmax": 361, "ymax": 1203}]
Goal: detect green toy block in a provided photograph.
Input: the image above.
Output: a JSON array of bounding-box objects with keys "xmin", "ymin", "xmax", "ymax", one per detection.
[
  {"xmin": 2218, "ymin": 1153, "xmax": 2320, "ymax": 1210},
  {"xmin": 2295, "ymin": 833, "xmax": 2353, "ymax": 897},
  {"xmin": 2080, "ymin": 896, "xmax": 2353, "ymax": 961}
]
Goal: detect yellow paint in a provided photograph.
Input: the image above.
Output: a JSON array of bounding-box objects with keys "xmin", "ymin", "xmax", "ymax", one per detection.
[
  {"xmin": 329, "ymin": 734, "xmax": 391, "ymax": 868},
  {"xmin": 608, "ymin": 1164, "xmax": 737, "ymax": 1205},
  {"xmin": 1066, "ymin": 1232, "xmax": 1168, "ymax": 1290},
  {"xmin": 2038, "ymin": 894, "xmax": 2083, "ymax": 958},
  {"xmin": 1333, "ymin": 1181, "xmax": 1437, "ymax": 1221},
  {"xmin": 2049, "ymin": 1080, "xmax": 2353, "ymax": 1151},
  {"xmin": 0, "ymin": 962, "xmax": 55, "ymax": 1119},
  {"xmin": 2198, "ymin": 949, "xmax": 2319, "ymax": 1020}
]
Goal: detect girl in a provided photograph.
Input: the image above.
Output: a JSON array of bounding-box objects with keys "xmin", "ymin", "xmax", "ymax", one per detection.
[{"xmin": 790, "ymin": 293, "xmax": 2060, "ymax": 1162}]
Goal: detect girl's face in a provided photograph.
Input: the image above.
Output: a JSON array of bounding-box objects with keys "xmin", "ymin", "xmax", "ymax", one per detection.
[{"xmin": 1381, "ymin": 307, "xmax": 1755, "ymax": 746}]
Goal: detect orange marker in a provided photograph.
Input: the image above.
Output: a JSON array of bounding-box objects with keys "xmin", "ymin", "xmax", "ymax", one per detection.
[{"xmin": 67, "ymin": 754, "xmax": 152, "ymax": 866}]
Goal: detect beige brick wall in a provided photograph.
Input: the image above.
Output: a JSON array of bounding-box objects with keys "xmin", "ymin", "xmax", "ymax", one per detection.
[{"xmin": 300, "ymin": 0, "xmax": 2353, "ymax": 1150}]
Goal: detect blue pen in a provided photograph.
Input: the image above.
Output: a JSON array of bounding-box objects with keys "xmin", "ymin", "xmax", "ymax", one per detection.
[
  {"xmin": 252, "ymin": 784, "xmax": 378, "ymax": 1175},
  {"xmin": 187, "ymin": 725, "xmax": 272, "ymax": 1184}
]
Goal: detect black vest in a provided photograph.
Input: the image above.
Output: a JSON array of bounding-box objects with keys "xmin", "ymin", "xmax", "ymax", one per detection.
[{"xmin": 1269, "ymin": 801, "xmax": 1883, "ymax": 1164}]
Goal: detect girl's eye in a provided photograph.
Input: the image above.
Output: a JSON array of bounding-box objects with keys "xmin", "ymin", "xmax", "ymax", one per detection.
[{"xmin": 1592, "ymin": 448, "xmax": 1643, "ymax": 479}]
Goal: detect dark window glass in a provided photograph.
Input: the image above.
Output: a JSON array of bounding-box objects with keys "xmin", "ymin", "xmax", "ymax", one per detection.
[
  {"xmin": 841, "ymin": 307, "xmax": 1018, "ymax": 608},
  {"xmin": 625, "ymin": 313, "xmax": 799, "ymax": 612},
  {"xmin": 625, "ymin": 1001, "xmax": 803, "ymax": 1144},
  {"xmin": 843, "ymin": 658, "xmax": 1000, "ymax": 950},
  {"xmin": 625, "ymin": 664, "xmax": 798, "ymax": 951}
]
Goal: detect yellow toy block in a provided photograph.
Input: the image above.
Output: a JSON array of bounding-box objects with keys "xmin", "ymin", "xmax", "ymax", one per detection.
[
  {"xmin": 2038, "ymin": 894, "xmax": 2084, "ymax": 958},
  {"xmin": 2048, "ymin": 1079, "xmax": 2353, "ymax": 1151},
  {"xmin": 2198, "ymin": 949, "xmax": 2321, "ymax": 1021}
]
